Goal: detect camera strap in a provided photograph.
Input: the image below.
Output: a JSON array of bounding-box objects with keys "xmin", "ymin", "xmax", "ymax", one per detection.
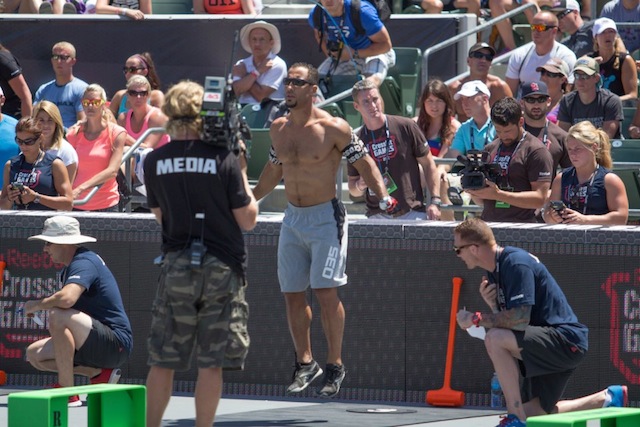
[
  {"xmin": 469, "ymin": 121, "xmax": 493, "ymax": 151},
  {"xmin": 491, "ymin": 131, "xmax": 527, "ymax": 188}
]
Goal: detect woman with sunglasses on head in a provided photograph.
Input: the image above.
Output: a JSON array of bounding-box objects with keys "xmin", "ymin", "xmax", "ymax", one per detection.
[
  {"xmin": 117, "ymin": 75, "xmax": 169, "ymax": 149},
  {"xmin": 0, "ymin": 117, "xmax": 72, "ymax": 211},
  {"xmin": 414, "ymin": 79, "xmax": 461, "ymax": 221},
  {"xmin": 33, "ymin": 101, "xmax": 79, "ymax": 182},
  {"xmin": 543, "ymin": 120, "xmax": 628, "ymax": 225},
  {"xmin": 95, "ymin": 0, "xmax": 150, "ymax": 20},
  {"xmin": 536, "ymin": 57, "xmax": 570, "ymax": 124},
  {"xmin": 67, "ymin": 84, "xmax": 127, "ymax": 212},
  {"xmin": 109, "ymin": 53, "xmax": 164, "ymax": 118},
  {"xmin": 588, "ymin": 18, "xmax": 637, "ymax": 104}
]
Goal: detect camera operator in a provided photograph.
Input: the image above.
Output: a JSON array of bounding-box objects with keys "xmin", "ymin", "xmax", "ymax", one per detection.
[
  {"xmin": 309, "ymin": 0, "xmax": 395, "ymax": 88},
  {"xmin": 143, "ymin": 80, "xmax": 258, "ymax": 427},
  {"xmin": 466, "ymin": 97, "xmax": 553, "ymax": 222}
]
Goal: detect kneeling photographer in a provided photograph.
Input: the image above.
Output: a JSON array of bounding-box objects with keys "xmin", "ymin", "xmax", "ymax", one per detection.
[
  {"xmin": 462, "ymin": 97, "xmax": 553, "ymax": 222},
  {"xmin": 143, "ymin": 80, "xmax": 258, "ymax": 427}
]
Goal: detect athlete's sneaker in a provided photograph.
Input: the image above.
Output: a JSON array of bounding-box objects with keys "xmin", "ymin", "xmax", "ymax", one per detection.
[
  {"xmin": 51, "ymin": 383, "xmax": 82, "ymax": 407},
  {"xmin": 604, "ymin": 385, "xmax": 628, "ymax": 408},
  {"xmin": 496, "ymin": 414, "xmax": 526, "ymax": 427},
  {"xmin": 90, "ymin": 368, "xmax": 121, "ymax": 385},
  {"xmin": 316, "ymin": 363, "xmax": 346, "ymax": 398},
  {"xmin": 287, "ymin": 360, "xmax": 323, "ymax": 393}
]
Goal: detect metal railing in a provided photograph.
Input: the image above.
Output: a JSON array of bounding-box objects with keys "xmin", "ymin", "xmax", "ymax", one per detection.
[
  {"xmin": 73, "ymin": 127, "xmax": 166, "ymax": 212},
  {"xmin": 422, "ymin": 3, "xmax": 537, "ymax": 86}
]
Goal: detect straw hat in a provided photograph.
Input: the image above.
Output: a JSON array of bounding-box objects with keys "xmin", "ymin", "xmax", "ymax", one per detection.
[{"xmin": 240, "ymin": 20, "xmax": 281, "ymax": 55}]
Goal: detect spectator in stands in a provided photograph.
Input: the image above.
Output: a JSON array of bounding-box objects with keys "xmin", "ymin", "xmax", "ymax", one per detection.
[
  {"xmin": 1, "ymin": 117, "xmax": 72, "ymax": 211},
  {"xmin": 0, "ymin": 88, "xmax": 19, "ymax": 189},
  {"xmin": 489, "ymin": 0, "xmax": 539, "ymax": 52},
  {"xmin": 232, "ymin": 21, "xmax": 287, "ymax": 106},
  {"xmin": 33, "ymin": 101, "xmax": 79, "ymax": 182},
  {"xmin": 34, "ymin": 42, "xmax": 88, "ymax": 129},
  {"xmin": 117, "ymin": 75, "xmax": 169, "ymax": 149},
  {"xmin": 418, "ymin": 0, "xmax": 481, "ymax": 17},
  {"xmin": 348, "ymin": 79, "xmax": 441, "ymax": 220},
  {"xmin": 110, "ymin": 52, "xmax": 164, "ymax": 118},
  {"xmin": 446, "ymin": 80, "xmax": 496, "ymax": 159},
  {"xmin": 551, "ymin": 0, "xmax": 594, "ymax": 58},
  {"xmin": 67, "ymin": 84, "xmax": 126, "ymax": 212},
  {"xmin": 309, "ymin": 0, "xmax": 395, "ymax": 88},
  {"xmin": 417, "ymin": 79, "xmax": 461, "ymax": 158},
  {"xmin": 467, "ymin": 97, "xmax": 553, "ymax": 222},
  {"xmin": 558, "ymin": 56, "xmax": 623, "ymax": 139},
  {"xmin": 600, "ymin": 0, "xmax": 640, "ymax": 55},
  {"xmin": 193, "ymin": 0, "xmax": 254, "ymax": 14},
  {"xmin": 25, "ymin": 216, "xmax": 132, "ymax": 407},
  {"xmin": 588, "ymin": 18, "xmax": 637, "ymax": 104},
  {"xmin": 505, "ymin": 11, "xmax": 576, "ymax": 98},
  {"xmin": 520, "ymin": 81, "xmax": 571, "ymax": 179},
  {"xmin": 536, "ymin": 57, "xmax": 570, "ymax": 123},
  {"xmin": 0, "ymin": 43, "xmax": 32, "ymax": 119},
  {"xmin": 627, "ymin": 104, "xmax": 640, "ymax": 138},
  {"xmin": 543, "ymin": 120, "xmax": 628, "ymax": 225},
  {"xmin": 1, "ymin": 0, "xmax": 36, "ymax": 12},
  {"xmin": 96, "ymin": 0, "xmax": 150, "ymax": 18},
  {"xmin": 454, "ymin": 217, "xmax": 627, "ymax": 427},
  {"xmin": 415, "ymin": 79, "xmax": 460, "ymax": 220},
  {"xmin": 449, "ymin": 43, "xmax": 512, "ymax": 123}
]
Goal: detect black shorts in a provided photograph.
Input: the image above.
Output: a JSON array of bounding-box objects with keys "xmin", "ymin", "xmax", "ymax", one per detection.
[
  {"xmin": 514, "ymin": 326, "xmax": 586, "ymax": 413},
  {"xmin": 74, "ymin": 318, "xmax": 129, "ymax": 369}
]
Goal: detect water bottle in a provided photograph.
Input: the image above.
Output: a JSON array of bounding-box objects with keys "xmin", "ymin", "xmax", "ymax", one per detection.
[{"xmin": 491, "ymin": 372, "xmax": 503, "ymax": 408}]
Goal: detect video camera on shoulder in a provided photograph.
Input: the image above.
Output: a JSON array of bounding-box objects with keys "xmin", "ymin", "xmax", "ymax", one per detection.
[
  {"xmin": 200, "ymin": 76, "xmax": 251, "ymax": 155},
  {"xmin": 457, "ymin": 150, "xmax": 502, "ymax": 190}
]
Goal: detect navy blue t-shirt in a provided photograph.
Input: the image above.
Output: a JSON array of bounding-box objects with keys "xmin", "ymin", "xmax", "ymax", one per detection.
[
  {"xmin": 62, "ymin": 247, "xmax": 133, "ymax": 352},
  {"xmin": 488, "ymin": 246, "xmax": 588, "ymax": 351}
]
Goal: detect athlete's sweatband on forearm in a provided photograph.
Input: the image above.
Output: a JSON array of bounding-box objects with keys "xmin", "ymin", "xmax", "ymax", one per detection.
[
  {"xmin": 342, "ymin": 132, "xmax": 367, "ymax": 164},
  {"xmin": 268, "ymin": 145, "xmax": 282, "ymax": 165}
]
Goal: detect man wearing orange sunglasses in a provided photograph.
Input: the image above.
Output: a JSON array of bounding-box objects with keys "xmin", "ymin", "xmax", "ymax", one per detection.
[{"xmin": 505, "ymin": 11, "xmax": 576, "ymax": 99}]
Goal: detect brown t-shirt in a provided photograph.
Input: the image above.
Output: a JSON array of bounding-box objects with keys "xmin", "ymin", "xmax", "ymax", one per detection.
[
  {"xmin": 481, "ymin": 131, "xmax": 553, "ymax": 222},
  {"xmin": 524, "ymin": 121, "xmax": 571, "ymax": 179},
  {"xmin": 347, "ymin": 115, "xmax": 429, "ymax": 216}
]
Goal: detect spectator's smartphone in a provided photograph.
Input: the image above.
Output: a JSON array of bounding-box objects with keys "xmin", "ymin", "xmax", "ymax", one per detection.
[
  {"xmin": 550, "ymin": 200, "xmax": 567, "ymax": 213},
  {"xmin": 10, "ymin": 182, "xmax": 24, "ymax": 191}
]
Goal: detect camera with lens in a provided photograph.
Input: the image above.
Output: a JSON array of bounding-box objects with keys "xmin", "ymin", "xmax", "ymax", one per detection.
[
  {"xmin": 200, "ymin": 76, "xmax": 251, "ymax": 155},
  {"xmin": 457, "ymin": 150, "xmax": 502, "ymax": 190},
  {"xmin": 327, "ymin": 40, "xmax": 343, "ymax": 53}
]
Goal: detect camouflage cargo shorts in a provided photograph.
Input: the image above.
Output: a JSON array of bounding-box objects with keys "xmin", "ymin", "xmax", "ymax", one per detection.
[{"xmin": 147, "ymin": 251, "xmax": 250, "ymax": 371}]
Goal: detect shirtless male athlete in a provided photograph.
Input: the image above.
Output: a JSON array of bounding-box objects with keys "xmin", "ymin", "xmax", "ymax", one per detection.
[{"xmin": 253, "ymin": 62, "xmax": 394, "ymax": 398}]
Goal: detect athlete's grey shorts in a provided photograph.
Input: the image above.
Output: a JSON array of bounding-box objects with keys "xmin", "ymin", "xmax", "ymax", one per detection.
[{"xmin": 278, "ymin": 199, "xmax": 348, "ymax": 293}]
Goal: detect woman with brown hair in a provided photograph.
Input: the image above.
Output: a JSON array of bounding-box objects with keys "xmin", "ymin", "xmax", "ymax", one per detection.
[
  {"xmin": 0, "ymin": 117, "xmax": 72, "ymax": 211},
  {"xmin": 109, "ymin": 52, "xmax": 164, "ymax": 118}
]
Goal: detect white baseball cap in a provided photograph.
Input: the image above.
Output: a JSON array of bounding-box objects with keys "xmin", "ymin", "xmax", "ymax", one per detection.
[
  {"xmin": 593, "ymin": 17, "xmax": 617, "ymax": 36},
  {"xmin": 453, "ymin": 80, "xmax": 490, "ymax": 100}
]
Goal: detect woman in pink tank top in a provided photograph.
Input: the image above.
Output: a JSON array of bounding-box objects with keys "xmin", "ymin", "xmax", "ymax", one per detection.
[{"xmin": 117, "ymin": 75, "xmax": 169, "ymax": 149}]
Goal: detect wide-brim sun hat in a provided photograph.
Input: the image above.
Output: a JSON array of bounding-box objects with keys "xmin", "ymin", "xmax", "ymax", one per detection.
[
  {"xmin": 28, "ymin": 215, "xmax": 97, "ymax": 245},
  {"xmin": 240, "ymin": 20, "xmax": 281, "ymax": 55}
]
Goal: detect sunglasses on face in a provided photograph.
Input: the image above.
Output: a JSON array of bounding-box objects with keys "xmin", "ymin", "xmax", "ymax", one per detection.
[
  {"xmin": 283, "ymin": 77, "xmax": 313, "ymax": 87},
  {"xmin": 541, "ymin": 69, "xmax": 565, "ymax": 79},
  {"xmin": 523, "ymin": 96, "xmax": 549, "ymax": 104},
  {"xmin": 81, "ymin": 99, "xmax": 105, "ymax": 108},
  {"xmin": 469, "ymin": 51, "xmax": 494, "ymax": 61},
  {"xmin": 51, "ymin": 54, "xmax": 72, "ymax": 61},
  {"xmin": 573, "ymin": 72, "xmax": 592, "ymax": 81},
  {"xmin": 453, "ymin": 243, "xmax": 476, "ymax": 255},
  {"xmin": 556, "ymin": 9, "xmax": 573, "ymax": 20},
  {"xmin": 15, "ymin": 136, "xmax": 39, "ymax": 146},
  {"xmin": 531, "ymin": 24, "xmax": 557, "ymax": 32},
  {"xmin": 127, "ymin": 90, "xmax": 149, "ymax": 98},
  {"xmin": 123, "ymin": 66, "xmax": 146, "ymax": 74}
]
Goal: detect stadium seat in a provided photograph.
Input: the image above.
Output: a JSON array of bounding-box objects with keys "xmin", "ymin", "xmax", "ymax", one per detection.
[
  {"xmin": 343, "ymin": 100, "xmax": 363, "ymax": 128},
  {"xmin": 240, "ymin": 103, "xmax": 272, "ymax": 129},
  {"xmin": 611, "ymin": 138, "xmax": 640, "ymax": 163},
  {"xmin": 622, "ymin": 107, "xmax": 636, "ymax": 138},
  {"xmin": 614, "ymin": 169, "xmax": 640, "ymax": 219},
  {"xmin": 322, "ymin": 75, "xmax": 360, "ymax": 100},
  {"xmin": 321, "ymin": 102, "xmax": 346, "ymax": 119},
  {"xmin": 387, "ymin": 47, "xmax": 422, "ymax": 117},
  {"xmin": 378, "ymin": 76, "xmax": 403, "ymax": 116},
  {"xmin": 247, "ymin": 129, "xmax": 271, "ymax": 181},
  {"xmin": 512, "ymin": 24, "xmax": 532, "ymax": 46},
  {"xmin": 153, "ymin": 0, "xmax": 192, "ymax": 14}
]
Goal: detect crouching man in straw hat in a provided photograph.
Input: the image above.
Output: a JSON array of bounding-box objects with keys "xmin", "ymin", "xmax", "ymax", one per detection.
[{"xmin": 24, "ymin": 215, "xmax": 133, "ymax": 407}]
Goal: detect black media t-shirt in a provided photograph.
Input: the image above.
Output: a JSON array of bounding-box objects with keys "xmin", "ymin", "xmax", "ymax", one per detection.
[{"xmin": 144, "ymin": 140, "xmax": 252, "ymax": 274}]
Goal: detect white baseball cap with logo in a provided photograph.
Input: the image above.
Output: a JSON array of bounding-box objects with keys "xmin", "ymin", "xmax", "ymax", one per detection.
[
  {"xmin": 592, "ymin": 17, "xmax": 617, "ymax": 36},
  {"xmin": 453, "ymin": 80, "xmax": 491, "ymax": 100}
]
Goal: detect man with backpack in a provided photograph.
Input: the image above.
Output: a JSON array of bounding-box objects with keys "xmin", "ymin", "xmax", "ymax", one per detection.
[{"xmin": 308, "ymin": 0, "xmax": 395, "ymax": 89}]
